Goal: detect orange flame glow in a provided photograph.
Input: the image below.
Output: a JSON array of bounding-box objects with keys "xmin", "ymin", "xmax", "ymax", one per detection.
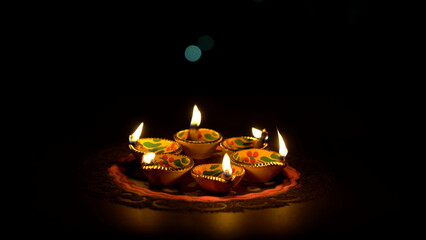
[
  {"xmin": 129, "ymin": 122, "xmax": 144, "ymax": 143},
  {"xmin": 190, "ymin": 105, "xmax": 201, "ymax": 127},
  {"xmin": 277, "ymin": 129, "xmax": 288, "ymax": 157},
  {"xmin": 222, "ymin": 153, "xmax": 232, "ymax": 177},
  {"xmin": 252, "ymin": 127, "xmax": 262, "ymax": 138},
  {"xmin": 142, "ymin": 152, "xmax": 155, "ymax": 164}
]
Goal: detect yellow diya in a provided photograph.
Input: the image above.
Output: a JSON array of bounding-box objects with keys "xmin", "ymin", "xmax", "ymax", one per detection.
[
  {"xmin": 173, "ymin": 105, "xmax": 223, "ymax": 160},
  {"xmin": 129, "ymin": 138, "xmax": 182, "ymax": 159},
  {"xmin": 173, "ymin": 128, "xmax": 222, "ymax": 160},
  {"xmin": 220, "ymin": 136, "xmax": 268, "ymax": 154},
  {"xmin": 128, "ymin": 122, "xmax": 182, "ymax": 159}
]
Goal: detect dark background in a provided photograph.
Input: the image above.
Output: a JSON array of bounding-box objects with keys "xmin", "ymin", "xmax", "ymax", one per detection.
[
  {"xmin": 26, "ymin": 0, "xmax": 398, "ymax": 82},
  {"xmin": 24, "ymin": 1, "xmax": 411, "ymax": 239}
]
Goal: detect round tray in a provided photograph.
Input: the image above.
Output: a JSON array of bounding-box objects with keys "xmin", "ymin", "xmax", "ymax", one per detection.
[{"xmin": 79, "ymin": 144, "xmax": 334, "ymax": 212}]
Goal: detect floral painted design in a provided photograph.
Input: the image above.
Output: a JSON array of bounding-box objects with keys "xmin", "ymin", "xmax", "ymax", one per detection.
[
  {"xmin": 136, "ymin": 138, "xmax": 180, "ymax": 154},
  {"xmin": 233, "ymin": 150, "xmax": 281, "ymax": 165},
  {"xmin": 243, "ymin": 150, "xmax": 259, "ymax": 164},
  {"xmin": 152, "ymin": 155, "xmax": 191, "ymax": 169},
  {"xmin": 223, "ymin": 137, "xmax": 256, "ymax": 151}
]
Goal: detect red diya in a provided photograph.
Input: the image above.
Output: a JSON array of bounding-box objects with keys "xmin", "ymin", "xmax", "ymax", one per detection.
[{"xmin": 140, "ymin": 153, "xmax": 194, "ymax": 187}]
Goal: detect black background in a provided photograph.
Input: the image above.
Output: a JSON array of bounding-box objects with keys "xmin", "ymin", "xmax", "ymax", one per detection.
[{"xmin": 25, "ymin": 0, "xmax": 398, "ymax": 82}]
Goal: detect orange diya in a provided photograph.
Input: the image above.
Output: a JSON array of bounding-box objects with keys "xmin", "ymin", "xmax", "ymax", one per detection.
[
  {"xmin": 230, "ymin": 129, "xmax": 288, "ymax": 183},
  {"xmin": 191, "ymin": 153, "xmax": 245, "ymax": 194},
  {"xmin": 174, "ymin": 105, "xmax": 222, "ymax": 160},
  {"xmin": 140, "ymin": 152, "xmax": 194, "ymax": 187},
  {"xmin": 220, "ymin": 127, "xmax": 268, "ymax": 154},
  {"xmin": 128, "ymin": 122, "xmax": 182, "ymax": 160}
]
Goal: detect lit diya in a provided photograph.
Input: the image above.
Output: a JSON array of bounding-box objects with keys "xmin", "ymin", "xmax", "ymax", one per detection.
[
  {"xmin": 140, "ymin": 152, "xmax": 194, "ymax": 187},
  {"xmin": 230, "ymin": 129, "xmax": 288, "ymax": 183},
  {"xmin": 129, "ymin": 122, "xmax": 182, "ymax": 159},
  {"xmin": 220, "ymin": 127, "xmax": 268, "ymax": 154},
  {"xmin": 191, "ymin": 153, "xmax": 245, "ymax": 194},
  {"xmin": 174, "ymin": 105, "xmax": 223, "ymax": 160}
]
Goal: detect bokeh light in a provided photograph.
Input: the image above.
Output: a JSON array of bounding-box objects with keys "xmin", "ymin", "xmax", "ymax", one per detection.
[
  {"xmin": 184, "ymin": 45, "xmax": 202, "ymax": 62},
  {"xmin": 197, "ymin": 35, "xmax": 214, "ymax": 51}
]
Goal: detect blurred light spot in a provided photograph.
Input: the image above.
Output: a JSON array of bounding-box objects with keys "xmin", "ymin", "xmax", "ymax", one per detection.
[
  {"xmin": 184, "ymin": 45, "xmax": 202, "ymax": 62},
  {"xmin": 197, "ymin": 35, "xmax": 214, "ymax": 51}
]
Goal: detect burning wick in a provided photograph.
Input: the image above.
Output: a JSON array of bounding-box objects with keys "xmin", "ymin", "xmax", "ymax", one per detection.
[
  {"xmin": 189, "ymin": 104, "xmax": 201, "ymax": 141},
  {"xmin": 129, "ymin": 122, "xmax": 144, "ymax": 145},
  {"xmin": 252, "ymin": 127, "xmax": 269, "ymax": 148},
  {"xmin": 277, "ymin": 128, "xmax": 288, "ymax": 161},
  {"xmin": 142, "ymin": 152, "xmax": 156, "ymax": 165},
  {"xmin": 223, "ymin": 170, "xmax": 232, "ymax": 180},
  {"xmin": 222, "ymin": 153, "xmax": 233, "ymax": 181}
]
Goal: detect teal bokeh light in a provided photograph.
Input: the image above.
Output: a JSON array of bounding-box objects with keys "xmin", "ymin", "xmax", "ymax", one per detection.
[
  {"xmin": 197, "ymin": 35, "xmax": 214, "ymax": 51},
  {"xmin": 184, "ymin": 45, "xmax": 202, "ymax": 62}
]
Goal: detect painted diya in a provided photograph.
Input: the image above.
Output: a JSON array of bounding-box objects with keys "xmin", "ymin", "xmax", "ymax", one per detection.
[
  {"xmin": 220, "ymin": 136, "xmax": 268, "ymax": 154},
  {"xmin": 191, "ymin": 163, "xmax": 245, "ymax": 194},
  {"xmin": 129, "ymin": 138, "xmax": 182, "ymax": 159},
  {"xmin": 141, "ymin": 153, "xmax": 194, "ymax": 187},
  {"xmin": 173, "ymin": 128, "xmax": 223, "ymax": 160},
  {"xmin": 231, "ymin": 149, "xmax": 287, "ymax": 183}
]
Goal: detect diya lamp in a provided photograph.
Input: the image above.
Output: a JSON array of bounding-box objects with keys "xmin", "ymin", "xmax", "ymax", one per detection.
[
  {"xmin": 174, "ymin": 105, "xmax": 223, "ymax": 160},
  {"xmin": 128, "ymin": 122, "xmax": 183, "ymax": 160},
  {"xmin": 140, "ymin": 152, "xmax": 194, "ymax": 187},
  {"xmin": 230, "ymin": 129, "xmax": 288, "ymax": 183},
  {"xmin": 220, "ymin": 127, "xmax": 268, "ymax": 154},
  {"xmin": 191, "ymin": 153, "xmax": 245, "ymax": 194}
]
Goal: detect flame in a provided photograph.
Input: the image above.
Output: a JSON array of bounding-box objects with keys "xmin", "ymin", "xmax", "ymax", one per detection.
[
  {"xmin": 277, "ymin": 129, "xmax": 288, "ymax": 157},
  {"xmin": 190, "ymin": 104, "xmax": 201, "ymax": 127},
  {"xmin": 129, "ymin": 122, "xmax": 144, "ymax": 143},
  {"xmin": 222, "ymin": 153, "xmax": 232, "ymax": 176},
  {"xmin": 142, "ymin": 152, "xmax": 156, "ymax": 164},
  {"xmin": 252, "ymin": 127, "xmax": 262, "ymax": 138},
  {"xmin": 252, "ymin": 127, "xmax": 268, "ymax": 141}
]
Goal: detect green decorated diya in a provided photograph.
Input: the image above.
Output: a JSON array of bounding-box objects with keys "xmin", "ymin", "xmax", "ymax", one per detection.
[
  {"xmin": 141, "ymin": 153, "xmax": 194, "ymax": 187},
  {"xmin": 220, "ymin": 136, "xmax": 268, "ymax": 154},
  {"xmin": 191, "ymin": 163, "xmax": 245, "ymax": 194},
  {"xmin": 231, "ymin": 149, "xmax": 286, "ymax": 183},
  {"xmin": 173, "ymin": 128, "xmax": 223, "ymax": 160},
  {"xmin": 129, "ymin": 138, "xmax": 182, "ymax": 160}
]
